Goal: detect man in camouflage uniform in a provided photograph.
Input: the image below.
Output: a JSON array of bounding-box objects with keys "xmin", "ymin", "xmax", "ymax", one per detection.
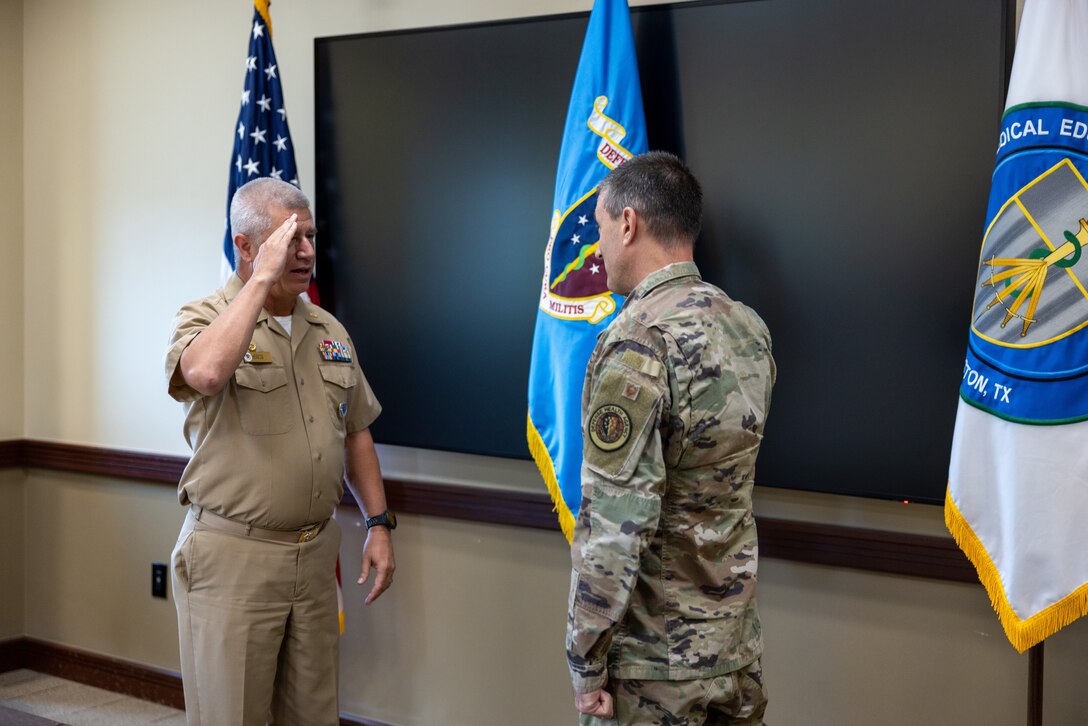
[{"xmin": 567, "ymin": 152, "xmax": 775, "ymax": 725}]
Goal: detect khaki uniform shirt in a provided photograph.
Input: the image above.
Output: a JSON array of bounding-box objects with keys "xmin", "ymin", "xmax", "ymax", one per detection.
[
  {"xmin": 165, "ymin": 274, "xmax": 381, "ymax": 530},
  {"xmin": 567, "ymin": 262, "xmax": 775, "ymax": 692}
]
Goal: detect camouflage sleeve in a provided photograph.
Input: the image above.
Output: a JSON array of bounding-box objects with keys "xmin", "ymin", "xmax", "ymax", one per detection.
[{"xmin": 567, "ymin": 341, "xmax": 668, "ymax": 693}]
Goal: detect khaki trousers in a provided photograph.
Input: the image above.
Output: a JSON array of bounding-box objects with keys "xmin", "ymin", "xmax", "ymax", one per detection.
[{"xmin": 171, "ymin": 509, "xmax": 342, "ymax": 726}]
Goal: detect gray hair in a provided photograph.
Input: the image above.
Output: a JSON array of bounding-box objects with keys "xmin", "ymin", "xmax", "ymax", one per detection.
[
  {"xmin": 597, "ymin": 151, "xmax": 702, "ymax": 246},
  {"xmin": 229, "ymin": 178, "xmax": 311, "ymax": 242}
]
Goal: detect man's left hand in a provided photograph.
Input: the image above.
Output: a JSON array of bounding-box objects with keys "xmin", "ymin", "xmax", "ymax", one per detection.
[
  {"xmin": 575, "ymin": 688, "xmax": 614, "ymax": 719},
  {"xmin": 359, "ymin": 525, "xmax": 395, "ymax": 605}
]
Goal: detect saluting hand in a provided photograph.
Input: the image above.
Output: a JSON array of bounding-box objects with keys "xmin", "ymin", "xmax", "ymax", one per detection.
[{"xmin": 250, "ymin": 212, "xmax": 298, "ymax": 286}]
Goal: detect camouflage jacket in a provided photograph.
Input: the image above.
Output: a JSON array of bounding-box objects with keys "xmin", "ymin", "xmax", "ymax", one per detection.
[{"xmin": 567, "ymin": 261, "xmax": 775, "ymax": 693}]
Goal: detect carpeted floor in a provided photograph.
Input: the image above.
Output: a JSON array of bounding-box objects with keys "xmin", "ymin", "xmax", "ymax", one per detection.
[{"xmin": 0, "ymin": 669, "xmax": 185, "ymax": 725}]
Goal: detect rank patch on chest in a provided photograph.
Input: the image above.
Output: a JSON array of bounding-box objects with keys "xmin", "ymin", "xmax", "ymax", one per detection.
[
  {"xmin": 588, "ymin": 404, "xmax": 632, "ymax": 451},
  {"xmin": 319, "ymin": 340, "xmax": 352, "ymax": 362}
]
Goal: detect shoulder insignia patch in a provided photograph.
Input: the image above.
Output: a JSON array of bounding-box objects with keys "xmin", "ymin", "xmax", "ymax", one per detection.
[{"xmin": 588, "ymin": 404, "xmax": 632, "ymax": 451}]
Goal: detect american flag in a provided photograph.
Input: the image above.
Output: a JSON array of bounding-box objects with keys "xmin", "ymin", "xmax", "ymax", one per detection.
[{"xmin": 222, "ymin": 0, "xmax": 308, "ymax": 294}]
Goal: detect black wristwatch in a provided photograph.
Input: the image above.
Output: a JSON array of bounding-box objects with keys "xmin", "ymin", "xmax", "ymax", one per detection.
[{"xmin": 365, "ymin": 510, "xmax": 397, "ymax": 531}]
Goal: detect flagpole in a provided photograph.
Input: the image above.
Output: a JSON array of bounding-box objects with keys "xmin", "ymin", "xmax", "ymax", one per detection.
[{"xmin": 1026, "ymin": 641, "xmax": 1043, "ymax": 726}]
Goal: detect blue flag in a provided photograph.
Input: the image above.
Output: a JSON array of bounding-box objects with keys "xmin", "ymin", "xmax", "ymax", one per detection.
[
  {"xmin": 527, "ymin": 0, "xmax": 648, "ymax": 542},
  {"xmin": 947, "ymin": 0, "xmax": 1088, "ymax": 652},
  {"xmin": 223, "ymin": 0, "xmax": 300, "ymax": 278}
]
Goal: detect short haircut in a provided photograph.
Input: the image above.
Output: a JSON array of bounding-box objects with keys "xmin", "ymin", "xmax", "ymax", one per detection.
[
  {"xmin": 597, "ymin": 151, "xmax": 702, "ymax": 246},
  {"xmin": 229, "ymin": 178, "xmax": 310, "ymax": 242}
]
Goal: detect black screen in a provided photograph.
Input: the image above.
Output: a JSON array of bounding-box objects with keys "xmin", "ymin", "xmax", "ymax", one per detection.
[{"xmin": 314, "ymin": 0, "xmax": 1011, "ymax": 503}]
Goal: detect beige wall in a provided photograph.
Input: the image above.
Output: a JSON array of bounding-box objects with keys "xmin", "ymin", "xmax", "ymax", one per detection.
[
  {"xmin": 11, "ymin": 0, "xmax": 1088, "ymax": 724},
  {"xmin": 0, "ymin": 0, "xmax": 25, "ymax": 642},
  {"xmin": 22, "ymin": 473, "xmax": 184, "ymax": 667},
  {"xmin": 0, "ymin": 471, "xmax": 25, "ymax": 639},
  {"xmin": 336, "ymin": 510, "xmax": 573, "ymax": 724},
  {"xmin": 0, "ymin": 0, "xmax": 23, "ymax": 440}
]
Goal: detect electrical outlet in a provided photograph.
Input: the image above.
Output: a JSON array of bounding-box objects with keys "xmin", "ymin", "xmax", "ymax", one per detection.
[{"xmin": 151, "ymin": 562, "xmax": 168, "ymax": 599}]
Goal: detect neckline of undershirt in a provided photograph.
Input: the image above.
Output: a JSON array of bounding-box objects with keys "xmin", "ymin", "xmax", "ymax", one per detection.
[{"xmin": 273, "ymin": 314, "xmax": 292, "ymax": 336}]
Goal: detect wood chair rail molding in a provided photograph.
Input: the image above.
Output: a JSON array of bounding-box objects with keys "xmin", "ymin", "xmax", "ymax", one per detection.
[{"xmin": 0, "ymin": 439, "xmax": 976, "ymax": 584}]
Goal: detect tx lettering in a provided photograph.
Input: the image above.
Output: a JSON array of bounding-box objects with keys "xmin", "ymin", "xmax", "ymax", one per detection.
[
  {"xmin": 993, "ymin": 383, "xmax": 1012, "ymax": 403},
  {"xmin": 962, "ymin": 359, "xmax": 1013, "ymax": 402}
]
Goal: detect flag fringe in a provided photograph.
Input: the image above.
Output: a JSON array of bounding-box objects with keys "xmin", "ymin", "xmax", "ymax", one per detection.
[
  {"xmin": 527, "ymin": 413, "xmax": 576, "ymax": 544},
  {"xmin": 945, "ymin": 489, "xmax": 1088, "ymax": 652}
]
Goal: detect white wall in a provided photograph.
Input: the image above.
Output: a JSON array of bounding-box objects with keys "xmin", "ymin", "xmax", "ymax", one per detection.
[{"xmin": 14, "ymin": 0, "xmax": 1088, "ymax": 724}]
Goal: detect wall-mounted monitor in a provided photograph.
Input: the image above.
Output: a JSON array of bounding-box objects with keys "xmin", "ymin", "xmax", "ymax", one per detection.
[{"xmin": 314, "ymin": 0, "xmax": 1012, "ymax": 503}]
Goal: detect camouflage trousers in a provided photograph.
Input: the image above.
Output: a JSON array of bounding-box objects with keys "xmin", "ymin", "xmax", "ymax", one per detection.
[{"xmin": 579, "ymin": 659, "xmax": 767, "ymax": 726}]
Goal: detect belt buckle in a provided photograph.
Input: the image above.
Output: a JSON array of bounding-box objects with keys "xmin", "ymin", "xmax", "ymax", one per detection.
[{"xmin": 298, "ymin": 524, "xmax": 320, "ymax": 543}]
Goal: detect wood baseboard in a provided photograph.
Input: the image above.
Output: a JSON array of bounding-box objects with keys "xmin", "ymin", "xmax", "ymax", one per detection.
[
  {"xmin": 0, "ymin": 637, "xmax": 385, "ymax": 726},
  {"xmin": 0, "ymin": 638, "xmax": 26, "ymax": 675},
  {"xmin": 0, "ymin": 637, "xmax": 183, "ymax": 710}
]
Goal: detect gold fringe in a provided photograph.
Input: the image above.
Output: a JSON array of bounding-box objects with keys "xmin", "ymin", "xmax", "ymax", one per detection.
[
  {"xmin": 255, "ymin": 0, "xmax": 272, "ymax": 36},
  {"xmin": 945, "ymin": 486, "xmax": 1088, "ymax": 652},
  {"xmin": 527, "ymin": 413, "xmax": 576, "ymax": 544}
]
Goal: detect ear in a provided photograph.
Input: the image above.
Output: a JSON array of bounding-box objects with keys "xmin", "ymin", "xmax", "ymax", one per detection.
[
  {"xmin": 234, "ymin": 233, "xmax": 257, "ymax": 264},
  {"xmin": 621, "ymin": 207, "xmax": 638, "ymax": 247}
]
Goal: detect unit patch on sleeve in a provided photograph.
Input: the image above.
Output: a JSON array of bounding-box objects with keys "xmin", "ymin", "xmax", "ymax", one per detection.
[{"xmin": 588, "ymin": 404, "xmax": 632, "ymax": 451}]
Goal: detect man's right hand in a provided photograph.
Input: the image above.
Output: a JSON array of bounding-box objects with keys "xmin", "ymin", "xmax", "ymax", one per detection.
[
  {"xmin": 250, "ymin": 212, "xmax": 298, "ymax": 286},
  {"xmin": 178, "ymin": 212, "xmax": 301, "ymax": 397}
]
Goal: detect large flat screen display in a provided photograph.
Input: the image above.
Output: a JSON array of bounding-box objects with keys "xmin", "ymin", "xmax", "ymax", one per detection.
[{"xmin": 314, "ymin": 0, "xmax": 1012, "ymax": 503}]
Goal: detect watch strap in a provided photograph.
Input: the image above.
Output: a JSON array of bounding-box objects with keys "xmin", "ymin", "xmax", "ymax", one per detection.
[{"xmin": 365, "ymin": 510, "xmax": 396, "ymax": 530}]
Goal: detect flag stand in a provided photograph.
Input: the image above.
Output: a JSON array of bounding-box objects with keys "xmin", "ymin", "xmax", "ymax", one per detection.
[{"xmin": 1027, "ymin": 641, "xmax": 1043, "ymax": 726}]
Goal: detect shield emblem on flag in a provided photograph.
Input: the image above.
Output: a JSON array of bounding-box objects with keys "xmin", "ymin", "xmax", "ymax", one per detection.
[
  {"xmin": 972, "ymin": 159, "xmax": 1088, "ymax": 352},
  {"xmin": 539, "ymin": 191, "xmax": 617, "ymax": 325}
]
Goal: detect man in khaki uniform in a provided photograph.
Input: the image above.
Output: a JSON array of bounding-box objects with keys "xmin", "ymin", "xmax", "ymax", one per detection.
[
  {"xmin": 568, "ymin": 152, "xmax": 775, "ymax": 725},
  {"xmin": 165, "ymin": 178, "xmax": 395, "ymax": 725}
]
